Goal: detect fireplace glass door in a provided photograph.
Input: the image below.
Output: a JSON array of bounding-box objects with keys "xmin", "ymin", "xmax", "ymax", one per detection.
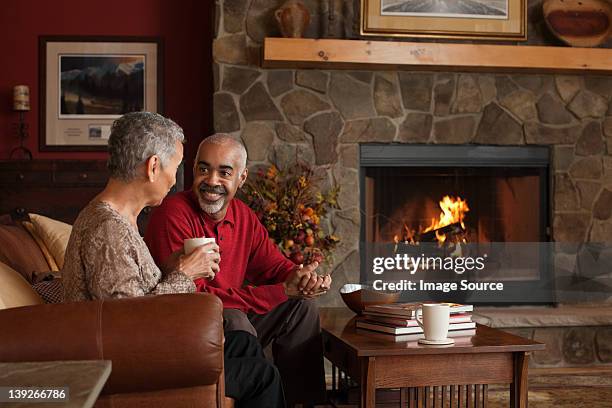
[
  {"xmin": 360, "ymin": 144, "xmax": 552, "ymax": 304},
  {"xmin": 365, "ymin": 166, "xmax": 545, "ymax": 245}
]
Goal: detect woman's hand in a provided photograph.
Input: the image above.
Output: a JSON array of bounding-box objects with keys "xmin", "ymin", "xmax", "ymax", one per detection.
[{"xmin": 164, "ymin": 242, "xmax": 220, "ymax": 280}]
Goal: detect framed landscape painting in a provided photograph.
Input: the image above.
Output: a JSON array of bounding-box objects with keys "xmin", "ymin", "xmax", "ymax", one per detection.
[
  {"xmin": 361, "ymin": 0, "xmax": 527, "ymax": 40},
  {"xmin": 39, "ymin": 36, "xmax": 163, "ymax": 151}
]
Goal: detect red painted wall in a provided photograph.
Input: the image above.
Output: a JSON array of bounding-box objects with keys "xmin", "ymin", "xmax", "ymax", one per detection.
[{"xmin": 0, "ymin": 0, "xmax": 213, "ymax": 184}]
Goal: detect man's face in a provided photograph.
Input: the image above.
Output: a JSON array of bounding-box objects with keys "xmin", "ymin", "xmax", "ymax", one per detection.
[{"xmin": 192, "ymin": 142, "xmax": 247, "ymax": 220}]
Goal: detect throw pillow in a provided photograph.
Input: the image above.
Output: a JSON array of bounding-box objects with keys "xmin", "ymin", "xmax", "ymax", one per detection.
[
  {"xmin": 28, "ymin": 213, "xmax": 72, "ymax": 270},
  {"xmin": 0, "ymin": 224, "xmax": 50, "ymax": 283},
  {"xmin": 22, "ymin": 221, "xmax": 60, "ymax": 272},
  {"xmin": 0, "ymin": 261, "xmax": 44, "ymax": 310},
  {"xmin": 32, "ymin": 279, "xmax": 64, "ymax": 304}
]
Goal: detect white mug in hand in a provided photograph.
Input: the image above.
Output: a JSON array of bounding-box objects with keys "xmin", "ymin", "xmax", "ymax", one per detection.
[
  {"xmin": 184, "ymin": 237, "xmax": 216, "ymax": 255},
  {"xmin": 416, "ymin": 303, "xmax": 450, "ymax": 341}
]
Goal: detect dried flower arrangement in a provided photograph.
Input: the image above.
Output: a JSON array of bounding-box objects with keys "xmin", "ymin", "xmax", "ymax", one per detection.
[{"xmin": 241, "ymin": 162, "xmax": 340, "ymax": 265}]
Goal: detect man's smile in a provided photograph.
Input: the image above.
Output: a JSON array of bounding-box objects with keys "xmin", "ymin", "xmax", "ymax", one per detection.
[
  {"xmin": 199, "ymin": 184, "xmax": 226, "ymax": 203},
  {"xmin": 202, "ymin": 191, "xmax": 224, "ymax": 202}
]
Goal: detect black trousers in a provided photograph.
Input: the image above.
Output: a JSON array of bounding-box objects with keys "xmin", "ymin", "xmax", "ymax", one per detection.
[
  {"xmin": 224, "ymin": 330, "xmax": 286, "ymax": 408},
  {"xmin": 224, "ymin": 299, "xmax": 326, "ymax": 406}
]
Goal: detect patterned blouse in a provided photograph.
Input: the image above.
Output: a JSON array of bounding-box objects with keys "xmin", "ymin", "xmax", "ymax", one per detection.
[{"xmin": 63, "ymin": 201, "xmax": 195, "ymax": 302}]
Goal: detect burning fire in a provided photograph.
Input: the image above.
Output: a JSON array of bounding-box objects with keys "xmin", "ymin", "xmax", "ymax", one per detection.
[
  {"xmin": 424, "ymin": 195, "xmax": 470, "ymax": 243},
  {"xmin": 394, "ymin": 195, "xmax": 470, "ymax": 245}
]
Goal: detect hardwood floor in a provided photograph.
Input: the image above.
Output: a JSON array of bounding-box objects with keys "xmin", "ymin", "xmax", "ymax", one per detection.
[
  {"xmin": 488, "ymin": 367, "xmax": 612, "ymax": 408},
  {"xmin": 315, "ymin": 366, "xmax": 612, "ymax": 407}
]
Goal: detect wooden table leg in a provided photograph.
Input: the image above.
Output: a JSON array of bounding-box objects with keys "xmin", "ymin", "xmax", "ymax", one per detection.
[
  {"xmin": 360, "ymin": 357, "xmax": 375, "ymax": 408},
  {"xmin": 400, "ymin": 388, "xmax": 408, "ymax": 407},
  {"xmin": 510, "ymin": 352, "xmax": 529, "ymax": 408}
]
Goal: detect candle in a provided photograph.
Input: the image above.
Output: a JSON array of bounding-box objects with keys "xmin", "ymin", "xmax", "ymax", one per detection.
[{"xmin": 13, "ymin": 85, "xmax": 30, "ymax": 111}]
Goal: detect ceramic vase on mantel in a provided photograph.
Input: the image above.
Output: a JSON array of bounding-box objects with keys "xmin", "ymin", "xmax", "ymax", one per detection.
[{"xmin": 275, "ymin": 0, "xmax": 311, "ymax": 38}]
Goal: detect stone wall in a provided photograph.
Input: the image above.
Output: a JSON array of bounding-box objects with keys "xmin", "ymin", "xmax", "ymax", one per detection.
[
  {"xmin": 506, "ymin": 326, "xmax": 612, "ymax": 367},
  {"xmin": 213, "ymin": 0, "xmax": 612, "ymax": 307},
  {"xmin": 475, "ymin": 306, "xmax": 612, "ymax": 367}
]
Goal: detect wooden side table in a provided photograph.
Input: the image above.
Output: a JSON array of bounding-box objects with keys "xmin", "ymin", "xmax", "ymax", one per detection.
[
  {"xmin": 0, "ymin": 360, "xmax": 111, "ymax": 408},
  {"xmin": 321, "ymin": 308, "xmax": 545, "ymax": 408}
]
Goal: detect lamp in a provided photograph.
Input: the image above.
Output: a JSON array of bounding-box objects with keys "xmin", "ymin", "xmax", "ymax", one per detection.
[{"xmin": 10, "ymin": 85, "xmax": 32, "ymax": 160}]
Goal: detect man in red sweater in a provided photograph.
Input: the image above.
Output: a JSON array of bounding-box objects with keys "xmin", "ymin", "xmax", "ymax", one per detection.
[{"xmin": 145, "ymin": 134, "xmax": 331, "ymax": 407}]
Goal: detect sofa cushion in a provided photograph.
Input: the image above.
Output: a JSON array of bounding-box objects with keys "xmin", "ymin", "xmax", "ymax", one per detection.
[
  {"xmin": 0, "ymin": 224, "xmax": 50, "ymax": 283},
  {"xmin": 28, "ymin": 214, "xmax": 72, "ymax": 269},
  {"xmin": 22, "ymin": 221, "xmax": 60, "ymax": 272},
  {"xmin": 28, "ymin": 214, "xmax": 72, "ymax": 270},
  {"xmin": 0, "ymin": 261, "xmax": 43, "ymax": 310}
]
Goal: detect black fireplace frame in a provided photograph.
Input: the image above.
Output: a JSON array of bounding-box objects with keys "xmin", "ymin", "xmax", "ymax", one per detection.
[{"xmin": 359, "ymin": 144, "xmax": 554, "ymax": 305}]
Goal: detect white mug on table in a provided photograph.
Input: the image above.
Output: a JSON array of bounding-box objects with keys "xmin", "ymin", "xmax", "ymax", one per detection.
[
  {"xmin": 416, "ymin": 303, "xmax": 450, "ymax": 341},
  {"xmin": 183, "ymin": 237, "xmax": 216, "ymax": 255}
]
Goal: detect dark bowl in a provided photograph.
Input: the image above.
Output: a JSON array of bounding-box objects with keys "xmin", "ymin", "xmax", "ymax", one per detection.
[{"xmin": 339, "ymin": 284, "xmax": 401, "ymax": 315}]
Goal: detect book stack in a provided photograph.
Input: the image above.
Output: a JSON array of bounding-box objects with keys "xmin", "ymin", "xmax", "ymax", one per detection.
[{"xmin": 356, "ymin": 302, "xmax": 476, "ymax": 339}]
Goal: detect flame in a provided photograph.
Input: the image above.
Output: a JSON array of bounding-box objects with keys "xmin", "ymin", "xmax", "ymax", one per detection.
[
  {"xmin": 395, "ymin": 224, "xmax": 417, "ymax": 245},
  {"xmin": 395, "ymin": 195, "xmax": 470, "ymax": 245},
  {"xmin": 424, "ymin": 196, "xmax": 470, "ymax": 232},
  {"xmin": 435, "ymin": 229, "xmax": 447, "ymax": 243}
]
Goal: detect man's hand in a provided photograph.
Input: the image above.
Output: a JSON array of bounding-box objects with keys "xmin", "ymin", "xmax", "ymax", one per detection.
[
  {"xmin": 300, "ymin": 272, "xmax": 332, "ymax": 298},
  {"xmin": 283, "ymin": 262, "xmax": 316, "ymax": 298},
  {"xmin": 302, "ymin": 275, "xmax": 331, "ymax": 297},
  {"xmin": 164, "ymin": 242, "xmax": 220, "ymax": 281},
  {"xmin": 283, "ymin": 262, "xmax": 332, "ymax": 298}
]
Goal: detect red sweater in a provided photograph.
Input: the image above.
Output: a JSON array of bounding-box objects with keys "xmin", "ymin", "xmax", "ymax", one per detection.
[{"xmin": 144, "ymin": 190, "xmax": 295, "ymax": 314}]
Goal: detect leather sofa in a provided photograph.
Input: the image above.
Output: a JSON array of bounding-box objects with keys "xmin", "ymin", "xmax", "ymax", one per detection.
[{"xmin": 0, "ymin": 293, "xmax": 231, "ymax": 408}]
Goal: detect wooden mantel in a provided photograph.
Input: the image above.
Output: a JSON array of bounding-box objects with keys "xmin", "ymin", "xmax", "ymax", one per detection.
[{"xmin": 263, "ymin": 37, "xmax": 612, "ymax": 74}]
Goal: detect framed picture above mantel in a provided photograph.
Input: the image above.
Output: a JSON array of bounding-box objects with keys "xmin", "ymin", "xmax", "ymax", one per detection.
[
  {"xmin": 361, "ymin": 0, "xmax": 527, "ymax": 41},
  {"xmin": 39, "ymin": 36, "xmax": 163, "ymax": 152}
]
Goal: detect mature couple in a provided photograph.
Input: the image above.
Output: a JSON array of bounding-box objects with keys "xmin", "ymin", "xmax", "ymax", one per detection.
[{"xmin": 62, "ymin": 112, "xmax": 332, "ymax": 408}]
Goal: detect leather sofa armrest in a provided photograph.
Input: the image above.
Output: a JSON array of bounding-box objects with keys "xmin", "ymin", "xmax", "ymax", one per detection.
[{"xmin": 0, "ymin": 293, "xmax": 224, "ymax": 394}]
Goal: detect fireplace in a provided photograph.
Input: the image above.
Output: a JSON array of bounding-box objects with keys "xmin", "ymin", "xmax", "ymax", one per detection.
[{"xmin": 360, "ymin": 144, "xmax": 554, "ymax": 304}]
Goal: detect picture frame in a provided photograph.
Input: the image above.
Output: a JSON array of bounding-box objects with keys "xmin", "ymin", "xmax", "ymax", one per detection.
[
  {"xmin": 361, "ymin": 0, "xmax": 527, "ymax": 41},
  {"xmin": 39, "ymin": 36, "xmax": 163, "ymax": 152}
]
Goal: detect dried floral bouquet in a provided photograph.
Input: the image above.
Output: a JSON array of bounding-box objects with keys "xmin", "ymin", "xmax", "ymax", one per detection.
[{"xmin": 241, "ymin": 163, "xmax": 340, "ymax": 265}]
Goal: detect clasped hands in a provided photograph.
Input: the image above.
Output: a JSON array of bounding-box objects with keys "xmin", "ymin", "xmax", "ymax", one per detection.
[{"xmin": 283, "ymin": 261, "xmax": 332, "ymax": 299}]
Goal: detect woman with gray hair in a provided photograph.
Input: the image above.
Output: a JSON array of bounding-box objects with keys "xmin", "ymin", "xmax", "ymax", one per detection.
[
  {"xmin": 62, "ymin": 112, "xmax": 286, "ymax": 408},
  {"xmin": 63, "ymin": 111, "xmax": 215, "ymax": 301}
]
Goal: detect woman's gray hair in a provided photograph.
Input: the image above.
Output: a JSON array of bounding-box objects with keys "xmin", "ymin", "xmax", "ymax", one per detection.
[{"xmin": 107, "ymin": 112, "xmax": 184, "ymax": 181}]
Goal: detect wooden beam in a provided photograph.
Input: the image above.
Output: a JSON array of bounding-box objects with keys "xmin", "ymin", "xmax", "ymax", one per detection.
[{"xmin": 263, "ymin": 37, "xmax": 612, "ymax": 74}]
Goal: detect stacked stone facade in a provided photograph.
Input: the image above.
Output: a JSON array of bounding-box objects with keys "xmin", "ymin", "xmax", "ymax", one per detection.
[
  {"xmin": 503, "ymin": 326, "xmax": 612, "ymax": 367},
  {"xmin": 213, "ymin": 0, "xmax": 612, "ymax": 307}
]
